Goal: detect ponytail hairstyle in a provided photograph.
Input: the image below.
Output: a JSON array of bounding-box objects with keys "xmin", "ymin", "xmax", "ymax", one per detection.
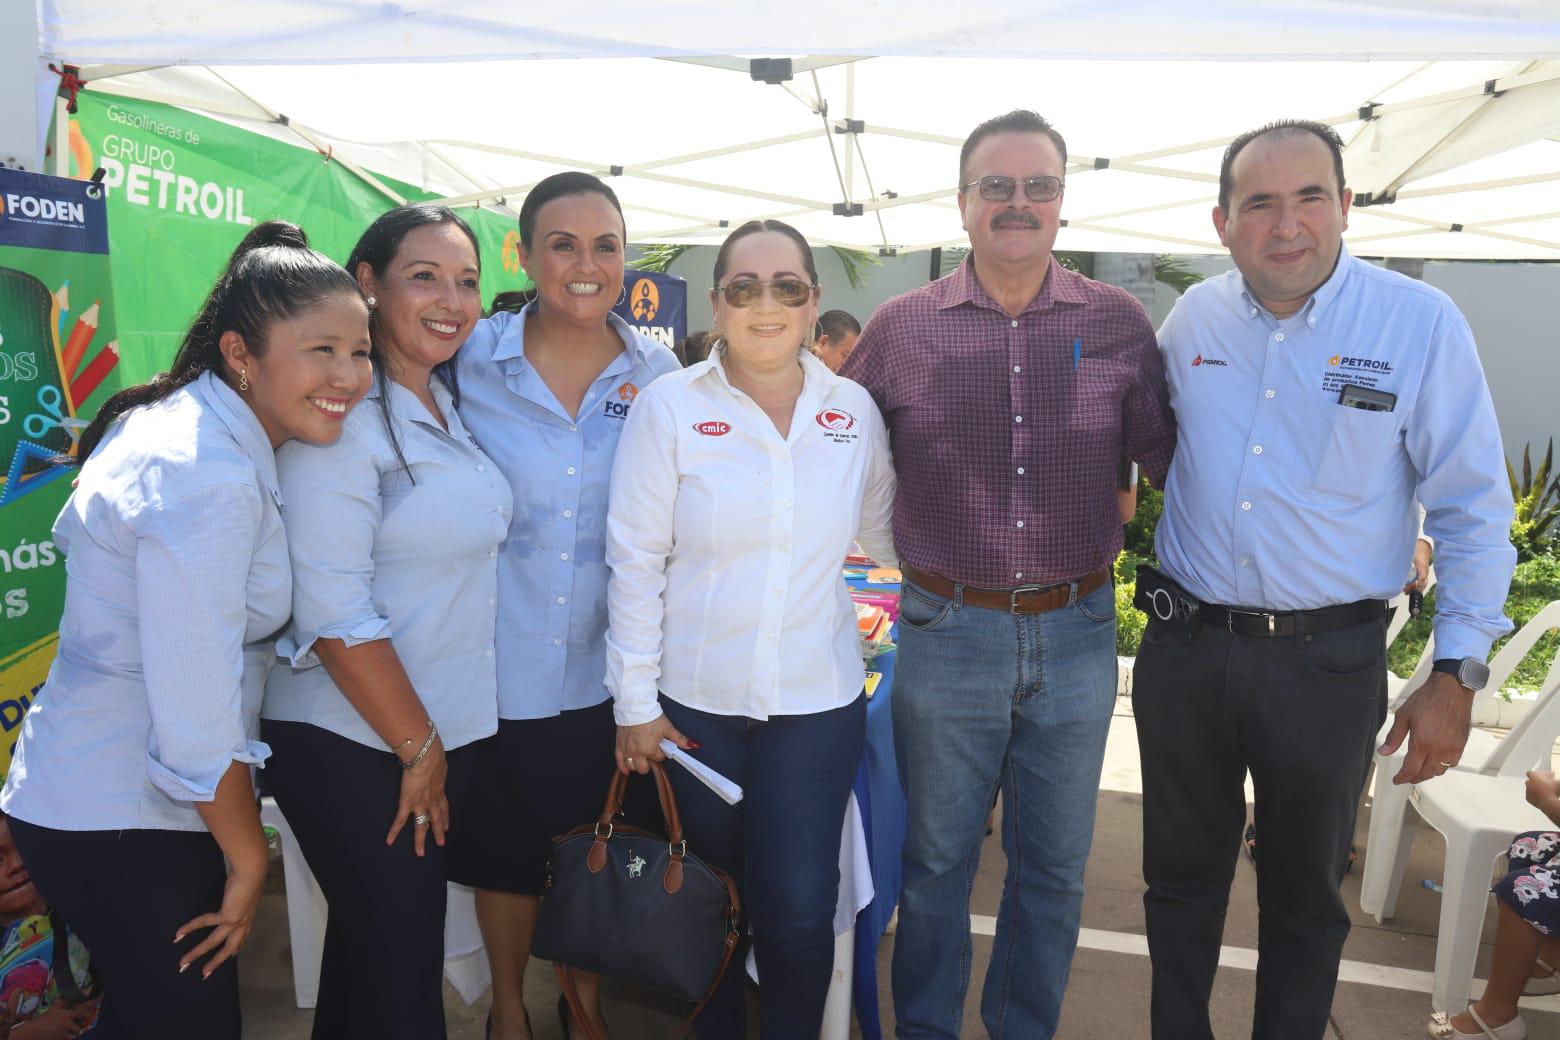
[
  {"xmin": 346, "ymin": 203, "xmax": 481, "ymax": 479},
  {"xmin": 76, "ymin": 221, "xmax": 361, "ymax": 462}
]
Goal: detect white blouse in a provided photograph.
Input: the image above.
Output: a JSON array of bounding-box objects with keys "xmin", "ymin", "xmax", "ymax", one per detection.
[{"xmin": 605, "ymin": 351, "xmax": 896, "ymax": 725}]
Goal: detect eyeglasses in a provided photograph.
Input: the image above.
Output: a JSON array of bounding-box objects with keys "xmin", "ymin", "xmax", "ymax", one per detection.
[
  {"xmin": 715, "ymin": 277, "xmax": 817, "ymax": 308},
  {"xmin": 960, "ymin": 175, "xmax": 1063, "ymax": 203}
]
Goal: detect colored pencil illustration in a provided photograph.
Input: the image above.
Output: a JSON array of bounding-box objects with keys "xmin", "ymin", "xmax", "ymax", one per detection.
[
  {"xmin": 61, "ymin": 300, "xmax": 100, "ymax": 378},
  {"xmin": 55, "ymin": 282, "xmax": 70, "ymax": 341},
  {"xmin": 70, "ymin": 339, "xmax": 118, "ymax": 405}
]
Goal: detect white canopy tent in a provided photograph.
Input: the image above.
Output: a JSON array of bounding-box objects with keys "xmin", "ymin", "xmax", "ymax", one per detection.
[{"xmin": 15, "ymin": 2, "xmax": 1560, "ymax": 258}]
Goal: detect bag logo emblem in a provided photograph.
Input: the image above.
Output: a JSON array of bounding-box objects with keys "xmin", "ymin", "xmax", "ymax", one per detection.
[{"xmin": 627, "ymin": 854, "xmax": 646, "ymax": 879}]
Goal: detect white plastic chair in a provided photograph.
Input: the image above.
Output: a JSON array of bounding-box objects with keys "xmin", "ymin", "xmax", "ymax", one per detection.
[
  {"xmin": 260, "ymin": 796, "xmax": 326, "ymax": 1008},
  {"xmin": 1394, "ymin": 664, "xmax": 1560, "ymax": 1014},
  {"xmin": 1360, "ymin": 600, "xmax": 1560, "ymax": 923}
]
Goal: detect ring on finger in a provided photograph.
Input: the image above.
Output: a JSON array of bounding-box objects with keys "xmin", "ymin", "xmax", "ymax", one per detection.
[
  {"xmin": 627, "ymin": 756, "xmax": 635, "ymax": 766},
  {"xmin": 413, "ymin": 813, "xmax": 430, "ymax": 825}
]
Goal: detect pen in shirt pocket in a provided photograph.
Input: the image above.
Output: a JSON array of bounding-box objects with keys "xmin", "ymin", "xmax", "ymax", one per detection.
[{"xmin": 1072, "ymin": 338, "xmax": 1081, "ymax": 370}]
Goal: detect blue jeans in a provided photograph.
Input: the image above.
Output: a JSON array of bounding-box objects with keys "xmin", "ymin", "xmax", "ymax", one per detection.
[
  {"xmin": 659, "ymin": 693, "xmax": 866, "ymax": 1039},
  {"xmin": 890, "ymin": 579, "xmax": 1118, "ymax": 1039}
]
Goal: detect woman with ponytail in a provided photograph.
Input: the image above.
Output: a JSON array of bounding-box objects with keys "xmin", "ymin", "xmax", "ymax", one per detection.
[
  {"xmin": 0, "ymin": 221, "xmax": 370, "ymax": 1039},
  {"xmin": 261, "ymin": 203, "xmax": 510, "ymax": 1040}
]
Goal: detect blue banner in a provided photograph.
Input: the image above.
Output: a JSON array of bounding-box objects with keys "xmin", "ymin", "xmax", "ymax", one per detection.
[
  {"xmin": 613, "ymin": 269, "xmax": 686, "ymax": 351},
  {"xmin": 0, "ymin": 171, "xmax": 108, "ymax": 255}
]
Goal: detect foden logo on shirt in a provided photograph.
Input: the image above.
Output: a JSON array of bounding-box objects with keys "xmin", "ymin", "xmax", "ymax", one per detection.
[
  {"xmin": 1191, "ymin": 353, "xmax": 1229, "ymax": 368},
  {"xmin": 603, "ymin": 382, "xmax": 639, "ymax": 419},
  {"xmin": 693, "ymin": 421, "xmax": 731, "ymax": 436}
]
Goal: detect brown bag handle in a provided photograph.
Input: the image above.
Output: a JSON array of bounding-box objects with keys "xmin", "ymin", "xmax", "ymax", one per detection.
[{"xmin": 595, "ymin": 761, "xmax": 684, "ymax": 845}]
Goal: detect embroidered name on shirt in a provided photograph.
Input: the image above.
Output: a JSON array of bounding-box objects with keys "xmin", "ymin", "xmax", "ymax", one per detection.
[
  {"xmin": 1322, "ymin": 355, "xmax": 1396, "ymax": 396},
  {"xmin": 815, "ymin": 408, "xmax": 859, "ymax": 444},
  {"xmin": 693, "ymin": 421, "xmax": 731, "ymax": 436},
  {"xmin": 1191, "ymin": 353, "xmax": 1229, "ymax": 367}
]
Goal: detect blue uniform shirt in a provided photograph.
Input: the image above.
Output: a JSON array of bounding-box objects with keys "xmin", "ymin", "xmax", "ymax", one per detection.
[
  {"xmin": 455, "ymin": 306, "xmax": 681, "ymax": 719},
  {"xmin": 1155, "ymin": 246, "xmax": 1515, "ymax": 662}
]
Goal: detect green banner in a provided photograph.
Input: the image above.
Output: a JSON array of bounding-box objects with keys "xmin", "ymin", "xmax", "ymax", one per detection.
[
  {"xmin": 0, "ymin": 167, "xmax": 122, "ymax": 776},
  {"xmin": 66, "ymin": 91, "xmax": 531, "ymax": 385}
]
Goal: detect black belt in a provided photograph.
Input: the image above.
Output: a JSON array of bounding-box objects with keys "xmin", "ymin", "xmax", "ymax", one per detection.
[{"xmin": 1198, "ymin": 598, "xmax": 1386, "ymax": 639}]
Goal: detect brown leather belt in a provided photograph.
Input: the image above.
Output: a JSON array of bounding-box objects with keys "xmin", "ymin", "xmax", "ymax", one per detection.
[{"xmin": 900, "ymin": 562, "xmax": 1111, "ymax": 615}]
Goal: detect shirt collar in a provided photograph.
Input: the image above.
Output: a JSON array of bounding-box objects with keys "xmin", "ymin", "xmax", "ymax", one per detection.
[
  {"xmin": 365, "ymin": 375, "xmax": 459, "ymax": 432},
  {"xmin": 490, "ymin": 302, "xmax": 653, "ymax": 373},
  {"xmin": 193, "ymin": 370, "xmax": 281, "ymax": 504},
  {"xmin": 934, "ymin": 252, "xmax": 1087, "ymax": 315},
  {"xmin": 1237, "ymin": 242, "xmax": 1355, "ymax": 326},
  {"xmin": 693, "ymin": 347, "xmax": 843, "ymax": 399}
]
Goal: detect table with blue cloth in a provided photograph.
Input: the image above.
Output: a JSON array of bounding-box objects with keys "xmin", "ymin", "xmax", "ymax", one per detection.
[{"xmin": 845, "ymin": 573, "xmax": 906, "ymax": 1040}]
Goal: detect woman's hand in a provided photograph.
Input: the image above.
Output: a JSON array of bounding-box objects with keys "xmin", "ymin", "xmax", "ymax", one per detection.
[
  {"xmin": 175, "ymin": 847, "xmax": 266, "ymax": 979},
  {"xmin": 615, "ymin": 715, "xmax": 695, "ymax": 775},
  {"xmin": 387, "ymin": 734, "xmax": 448, "ymax": 856},
  {"xmin": 11, "ymin": 998, "xmax": 99, "ymax": 1039}
]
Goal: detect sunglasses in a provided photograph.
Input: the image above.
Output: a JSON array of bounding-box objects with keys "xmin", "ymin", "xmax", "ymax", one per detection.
[
  {"xmin": 715, "ymin": 277, "xmax": 817, "ymax": 308},
  {"xmin": 961, "ymin": 175, "xmax": 1063, "ymax": 203}
]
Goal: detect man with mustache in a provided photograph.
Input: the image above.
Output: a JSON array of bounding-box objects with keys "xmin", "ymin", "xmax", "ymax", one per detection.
[
  {"xmin": 841, "ymin": 109, "xmax": 1176, "ymax": 1039},
  {"xmin": 1136, "ymin": 120, "xmax": 1515, "ymax": 1040}
]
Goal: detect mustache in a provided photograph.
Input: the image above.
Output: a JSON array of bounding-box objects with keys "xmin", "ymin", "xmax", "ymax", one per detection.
[{"xmin": 990, "ymin": 212, "xmax": 1041, "ymax": 230}]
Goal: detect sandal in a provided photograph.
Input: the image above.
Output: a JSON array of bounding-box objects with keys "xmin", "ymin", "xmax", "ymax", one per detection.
[
  {"xmin": 1426, "ymin": 1007, "xmax": 1528, "ymax": 1039},
  {"xmin": 1523, "ymin": 956, "xmax": 1560, "ymax": 997}
]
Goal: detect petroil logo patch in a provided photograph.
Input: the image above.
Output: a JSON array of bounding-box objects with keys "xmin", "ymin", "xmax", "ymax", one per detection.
[
  {"xmin": 628, "ymin": 278, "xmax": 660, "ymax": 322},
  {"xmin": 693, "ymin": 420, "xmax": 731, "ymax": 437}
]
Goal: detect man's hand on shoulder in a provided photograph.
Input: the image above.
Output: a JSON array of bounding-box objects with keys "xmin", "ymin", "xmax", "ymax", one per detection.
[{"xmin": 1378, "ymin": 671, "xmax": 1473, "ymax": 784}]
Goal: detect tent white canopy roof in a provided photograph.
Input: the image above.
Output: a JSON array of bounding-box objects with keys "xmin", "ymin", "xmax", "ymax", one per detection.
[{"xmin": 29, "ymin": 3, "xmax": 1560, "ymax": 258}]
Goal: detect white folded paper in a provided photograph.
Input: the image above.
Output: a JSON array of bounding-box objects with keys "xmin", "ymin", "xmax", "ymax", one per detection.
[{"xmin": 659, "ymin": 739, "xmax": 744, "ymax": 805}]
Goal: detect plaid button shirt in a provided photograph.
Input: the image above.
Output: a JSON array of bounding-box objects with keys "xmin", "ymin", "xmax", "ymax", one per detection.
[{"xmin": 841, "ymin": 254, "xmax": 1176, "ymax": 588}]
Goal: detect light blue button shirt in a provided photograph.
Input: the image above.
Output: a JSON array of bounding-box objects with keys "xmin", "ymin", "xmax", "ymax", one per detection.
[
  {"xmin": 263, "ymin": 377, "xmax": 511, "ymax": 751},
  {"xmin": 1155, "ymin": 246, "xmax": 1515, "ymax": 662},
  {"xmin": 456, "ymin": 306, "xmax": 681, "ymax": 719},
  {"xmin": 1, "ymin": 373, "xmax": 283, "ymax": 832}
]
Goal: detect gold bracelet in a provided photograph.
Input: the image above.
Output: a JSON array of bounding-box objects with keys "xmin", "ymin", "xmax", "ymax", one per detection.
[{"xmin": 400, "ymin": 720, "xmax": 438, "ymax": 771}]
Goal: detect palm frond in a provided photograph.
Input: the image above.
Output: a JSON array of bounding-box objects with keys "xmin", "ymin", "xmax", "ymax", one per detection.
[
  {"xmin": 629, "ymin": 244, "xmax": 692, "ymax": 273},
  {"xmin": 830, "ymin": 246, "xmax": 883, "ymax": 290},
  {"xmin": 1154, "ymin": 255, "xmax": 1206, "ymax": 295}
]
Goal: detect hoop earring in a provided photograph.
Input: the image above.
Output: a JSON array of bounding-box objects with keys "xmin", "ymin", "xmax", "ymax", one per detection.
[
  {"xmin": 616, "ymin": 285, "xmax": 628, "ymax": 307},
  {"xmin": 239, "ymin": 368, "xmax": 249, "ymax": 392}
]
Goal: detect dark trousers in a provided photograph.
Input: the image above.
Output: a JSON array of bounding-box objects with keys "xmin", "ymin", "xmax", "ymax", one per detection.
[
  {"xmin": 1132, "ymin": 615, "xmax": 1388, "ymax": 1040},
  {"xmin": 8, "ymin": 818, "xmax": 238, "ymax": 1040},
  {"xmin": 262, "ymin": 720, "xmax": 474, "ymax": 1040},
  {"xmin": 659, "ymin": 694, "xmax": 866, "ymax": 1040}
]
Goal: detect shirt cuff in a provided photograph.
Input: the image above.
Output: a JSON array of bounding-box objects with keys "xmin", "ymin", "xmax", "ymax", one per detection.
[
  {"xmin": 1431, "ymin": 620, "xmax": 1495, "ymax": 667},
  {"xmin": 612, "ymin": 693, "xmax": 664, "ymax": 728},
  {"xmin": 279, "ymin": 616, "xmax": 393, "ymax": 669},
  {"xmin": 145, "ymin": 740, "xmax": 272, "ymax": 803}
]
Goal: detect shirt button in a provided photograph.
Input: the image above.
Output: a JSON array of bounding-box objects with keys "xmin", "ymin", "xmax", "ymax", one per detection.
[
  {"xmin": 1252, "ymin": 445, "xmax": 1263, "ymax": 455},
  {"xmin": 1265, "ymin": 389, "xmax": 1276, "ymax": 399},
  {"xmin": 563, "ymin": 510, "xmax": 573, "ymax": 519},
  {"xmin": 781, "ymin": 501, "xmax": 791, "ymax": 509},
  {"xmin": 486, "ymin": 649, "xmax": 494, "ymax": 658},
  {"xmin": 477, "ymin": 464, "xmax": 485, "ymax": 472},
  {"xmin": 567, "ymin": 467, "xmax": 577, "ymax": 476},
  {"xmin": 488, "ymin": 549, "xmax": 496, "ymax": 558},
  {"xmin": 1274, "ymin": 332, "xmax": 1285, "ymax": 342},
  {"xmin": 1239, "ymin": 558, "xmax": 1249, "ymax": 567},
  {"xmin": 1241, "ymin": 501, "xmax": 1252, "ymax": 511},
  {"xmin": 767, "ymin": 633, "xmax": 777, "ymax": 641},
  {"xmin": 560, "ymin": 552, "xmax": 570, "ymax": 561},
  {"xmin": 1010, "ymin": 320, "xmax": 1019, "ymax": 328},
  {"xmin": 1017, "ymin": 467, "xmax": 1025, "ymax": 475},
  {"xmin": 1015, "ymin": 572, "xmax": 1023, "ymax": 580},
  {"xmin": 1016, "ymin": 520, "xmax": 1025, "ymax": 529},
  {"xmin": 556, "ymin": 596, "xmax": 567, "ymax": 605},
  {"xmin": 488, "ymin": 598, "xmax": 496, "ymax": 607},
  {"xmin": 1013, "ymin": 365, "xmax": 1022, "ymax": 373},
  {"xmin": 1014, "ymin": 415, "xmax": 1023, "ymax": 424},
  {"xmin": 553, "ymin": 638, "xmax": 562, "ymax": 646},
  {"xmin": 569, "ymin": 425, "xmax": 578, "ymax": 432}
]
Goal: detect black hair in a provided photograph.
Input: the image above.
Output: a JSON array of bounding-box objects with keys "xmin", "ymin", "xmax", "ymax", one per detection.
[
  {"xmin": 517, "ymin": 171, "xmax": 625, "ymax": 251},
  {"xmin": 1218, "ymin": 119, "xmax": 1347, "ymax": 213},
  {"xmin": 959, "ymin": 110, "xmax": 1069, "ymax": 189},
  {"xmin": 347, "ymin": 203, "xmax": 481, "ymax": 478},
  {"xmin": 711, "ymin": 219, "xmax": 819, "ymax": 289},
  {"xmin": 76, "ymin": 221, "xmax": 361, "ymax": 462},
  {"xmin": 676, "ymin": 330, "xmax": 713, "ymax": 367},
  {"xmin": 816, "ymin": 309, "xmax": 861, "ymax": 341}
]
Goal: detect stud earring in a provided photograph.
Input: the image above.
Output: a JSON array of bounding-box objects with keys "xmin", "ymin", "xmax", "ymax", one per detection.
[
  {"xmin": 239, "ymin": 369, "xmax": 249, "ymax": 392},
  {"xmin": 366, "ymin": 295, "xmax": 377, "ymax": 309}
]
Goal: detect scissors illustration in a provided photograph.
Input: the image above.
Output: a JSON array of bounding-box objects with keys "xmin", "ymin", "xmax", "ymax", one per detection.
[{"xmin": 22, "ymin": 385, "xmax": 86, "ymax": 445}]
